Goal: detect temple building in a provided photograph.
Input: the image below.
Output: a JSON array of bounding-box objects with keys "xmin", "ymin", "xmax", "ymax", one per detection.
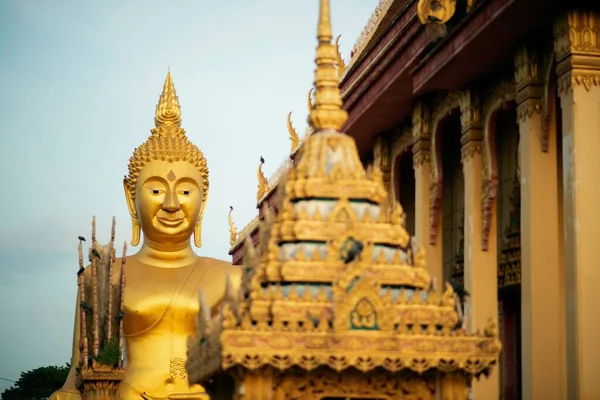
[
  {"xmin": 225, "ymin": 0, "xmax": 600, "ymax": 399},
  {"xmin": 188, "ymin": 0, "xmax": 501, "ymax": 398}
]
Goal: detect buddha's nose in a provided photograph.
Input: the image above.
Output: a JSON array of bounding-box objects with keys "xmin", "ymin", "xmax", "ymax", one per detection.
[{"xmin": 162, "ymin": 191, "xmax": 180, "ymax": 212}]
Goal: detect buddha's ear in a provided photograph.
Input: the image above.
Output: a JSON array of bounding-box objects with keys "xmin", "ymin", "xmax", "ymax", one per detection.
[
  {"xmin": 123, "ymin": 178, "xmax": 140, "ymax": 246},
  {"xmin": 193, "ymin": 193, "xmax": 208, "ymax": 248}
]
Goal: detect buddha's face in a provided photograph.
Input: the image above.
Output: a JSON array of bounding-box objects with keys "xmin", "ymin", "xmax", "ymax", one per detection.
[{"xmin": 130, "ymin": 160, "xmax": 205, "ymax": 245}]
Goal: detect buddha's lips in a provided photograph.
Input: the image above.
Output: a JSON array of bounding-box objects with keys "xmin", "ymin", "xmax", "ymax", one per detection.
[{"xmin": 157, "ymin": 217, "xmax": 184, "ymax": 226}]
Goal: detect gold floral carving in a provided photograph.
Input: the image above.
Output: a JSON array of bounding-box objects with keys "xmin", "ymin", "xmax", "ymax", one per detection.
[
  {"xmin": 417, "ymin": 0, "xmax": 457, "ymax": 25},
  {"xmin": 412, "ymin": 101, "xmax": 432, "ymax": 141},
  {"xmin": 557, "ymin": 71, "xmax": 600, "ymax": 95},
  {"xmin": 514, "ymin": 43, "xmax": 541, "ymax": 89},
  {"xmin": 272, "ymin": 370, "xmax": 436, "ymax": 400},
  {"xmin": 554, "ymin": 11, "xmax": 600, "ymax": 94},
  {"xmin": 460, "ymin": 141, "xmax": 483, "ymax": 164},
  {"xmin": 392, "ymin": 126, "xmax": 414, "ymax": 159},
  {"xmin": 553, "ymin": 11, "xmax": 600, "ymax": 64},
  {"xmin": 413, "ymin": 151, "xmax": 431, "ymax": 169},
  {"xmin": 374, "ymin": 133, "xmax": 394, "ymax": 205},
  {"xmin": 430, "ymin": 91, "xmax": 460, "ymax": 245},
  {"xmin": 459, "ymin": 88, "xmax": 482, "ymax": 133},
  {"xmin": 516, "ymin": 100, "xmax": 542, "ymax": 122},
  {"xmin": 480, "ymin": 79, "xmax": 516, "ymax": 251}
]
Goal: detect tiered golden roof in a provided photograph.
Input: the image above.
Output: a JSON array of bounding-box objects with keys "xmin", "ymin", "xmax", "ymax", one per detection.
[{"xmin": 187, "ymin": 0, "xmax": 500, "ymax": 391}]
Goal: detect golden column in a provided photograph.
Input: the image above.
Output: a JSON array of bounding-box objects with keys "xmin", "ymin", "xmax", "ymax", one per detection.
[
  {"xmin": 412, "ymin": 101, "xmax": 443, "ymax": 292},
  {"xmin": 554, "ymin": 10, "xmax": 600, "ymax": 399},
  {"xmin": 515, "ymin": 42, "xmax": 565, "ymax": 400},
  {"xmin": 459, "ymin": 88, "xmax": 499, "ymax": 400}
]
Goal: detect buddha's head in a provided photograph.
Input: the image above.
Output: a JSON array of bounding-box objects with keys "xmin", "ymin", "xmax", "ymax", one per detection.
[{"xmin": 123, "ymin": 72, "xmax": 209, "ymax": 248}]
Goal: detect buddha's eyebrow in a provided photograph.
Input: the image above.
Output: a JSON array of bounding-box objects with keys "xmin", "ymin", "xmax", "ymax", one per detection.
[{"xmin": 142, "ymin": 176, "xmax": 168, "ymax": 186}]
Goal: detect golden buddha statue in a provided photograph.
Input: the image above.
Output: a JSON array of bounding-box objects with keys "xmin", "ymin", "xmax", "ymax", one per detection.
[{"xmin": 51, "ymin": 72, "xmax": 242, "ymax": 400}]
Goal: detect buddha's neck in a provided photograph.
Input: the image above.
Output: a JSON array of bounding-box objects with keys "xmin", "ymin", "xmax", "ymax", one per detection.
[{"xmin": 135, "ymin": 239, "xmax": 198, "ymax": 268}]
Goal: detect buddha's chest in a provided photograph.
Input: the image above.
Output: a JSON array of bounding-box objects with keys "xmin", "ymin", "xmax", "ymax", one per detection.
[{"xmin": 122, "ymin": 265, "xmax": 223, "ymax": 335}]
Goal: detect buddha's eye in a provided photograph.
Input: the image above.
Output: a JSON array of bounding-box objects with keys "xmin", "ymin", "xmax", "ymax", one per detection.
[
  {"xmin": 150, "ymin": 188, "xmax": 164, "ymax": 195},
  {"xmin": 178, "ymin": 189, "xmax": 192, "ymax": 196}
]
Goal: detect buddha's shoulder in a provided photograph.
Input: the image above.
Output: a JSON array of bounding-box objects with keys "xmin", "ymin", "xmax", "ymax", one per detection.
[{"xmin": 195, "ymin": 257, "xmax": 242, "ymax": 279}]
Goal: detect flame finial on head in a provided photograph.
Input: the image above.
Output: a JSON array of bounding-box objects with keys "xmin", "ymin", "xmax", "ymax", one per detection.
[
  {"xmin": 155, "ymin": 71, "xmax": 182, "ymax": 128},
  {"xmin": 309, "ymin": 0, "xmax": 348, "ymax": 132}
]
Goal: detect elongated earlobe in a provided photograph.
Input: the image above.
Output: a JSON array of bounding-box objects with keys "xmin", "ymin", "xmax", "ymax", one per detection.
[
  {"xmin": 131, "ymin": 218, "xmax": 141, "ymax": 246},
  {"xmin": 123, "ymin": 178, "xmax": 140, "ymax": 246},
  {"xmin": 193, "ymin": 220, "xmax": 202, "ymax": 248}
]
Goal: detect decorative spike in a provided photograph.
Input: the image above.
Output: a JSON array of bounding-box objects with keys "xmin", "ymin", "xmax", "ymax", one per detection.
[
  {"xmin": 288, "ymin": 284, "xmax": 299, "ymax": 301},
  {"xmin": 228, "ymin": 206, "xmax": 238, "ymax": 247},
  {"xmin": 382, "ymin": 287, "xmax": 393, "ymax": 305},
  {"xmin": 302, "ymin": 284, "xmax": 314, "ymax": 302},
  {"xmin": 334, "ymin": 35, "xmax": 347, "ymax": 78},
  {"xmin": 257, "ymin": 157, "xmax": 269, "ymax": 201},
  {"xmin": 309, "ymin": 0, "xmax": 348, "ymax": 131},
  {"xmin": 287, "ymin": 112, "xmax": 300, "ymax": 151},
  {"xmin": 316, "ymin": 285, "xmax": 329, "ymax": 302},
  {"xmin": 391, "ymin": 249, "xmax": 402, "ymax": 265},
  {"xmin": 442, "ymin": 282, "xmax": 455, "ymax": 307},
  {"xmin": 154, "ymin": 71, "xmax": 182, "ymax": 128},
  {"xmin": 414, "ymin": 247, "xmax": 426, "ymax": 269},
  {"xmin": 410, "ymin": 289, "xmax": 423, "ymax": 305},
  {"xmin": 427, "ymin": 290, "xmax": 440, "ymax": 306},
  {"xmin": 307, "ymin": 88, "xmax": 314, "ymax": 114},
  {"xmin": 361, "ymin": 208, "xmax": 374, "ymax": 224},
  {"xmin": 311, "ymin": 246, "xmax": 323, "ymax": 262},
  {"xmin": 297, "ymin": 204, "xmax": 309, "ymax": 220},
  {"xmin": 396, "ymin": 289, "xmax": 409, "ymax": 305},
  {"xmin": 295, "ymin": 246, "xmax": 307, "ymax": 262},
  {"xmin": 312, "ymin": 206, "xmax": 324, "ymax": 222},
  {"xmin": 317, "ymin": 311, "xmax": 330, "ymax": 333},
  {"xmin": 273, "ymin": 284, "xmax": 284, "ymax": 301},
  {"xmin": 376, "ymin": 248, "xmax": 387, "ymax": 264}
]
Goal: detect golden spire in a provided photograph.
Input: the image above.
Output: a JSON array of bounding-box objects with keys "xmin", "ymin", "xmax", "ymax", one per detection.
[
  {"xmin": 228, "ymin": 206, "xmax": 238, "ymax": 246},
  {"xmin": 334, "ymin": 35, "xmax": 347, "ymax": 78},
  {"xmin": 309, "ymin": 0, "xmax": 348, "ymax": 131},
  {"xmin": 154, "ymin": 71, "xmax": 182, "ymax": 128},
  {"xmin": 287, "ymin": 112, "xmax": 300, "ymax": 151}
]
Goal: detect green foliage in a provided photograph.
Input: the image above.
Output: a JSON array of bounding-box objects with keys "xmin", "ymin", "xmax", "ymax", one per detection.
[
  {"xmin": 95, "ymin": 337, "xmax": 120, "ymax": 367},
  {"xmin": 1, "ymin": 362, "xmax": 70, "ymax": 400}
]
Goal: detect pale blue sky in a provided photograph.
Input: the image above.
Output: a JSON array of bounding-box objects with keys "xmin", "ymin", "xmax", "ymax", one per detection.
[{"xmin": 0, "ymin": 0, "xmax": 378, "ymax": 390}]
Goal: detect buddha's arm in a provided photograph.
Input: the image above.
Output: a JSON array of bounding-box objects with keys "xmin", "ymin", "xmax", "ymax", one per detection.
[{"xmin": 50, "ymin": 287, "xmax": 82, "ymax": 399}]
